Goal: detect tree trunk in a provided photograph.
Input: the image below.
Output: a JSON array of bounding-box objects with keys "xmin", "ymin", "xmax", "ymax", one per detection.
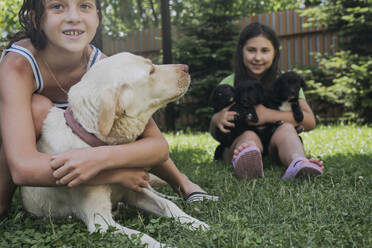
[
  {"xmin": 149, "ymin": 0, "xmax": 159, "ymax": 27},
  {"xmin": 161, "ymin": 0, "xmax": 176, "ymax": 131}
]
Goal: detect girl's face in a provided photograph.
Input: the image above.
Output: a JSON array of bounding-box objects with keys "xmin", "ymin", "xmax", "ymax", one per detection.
[
  {"xmin": 41, "ymin": 0, "xmax": 99, "ymax": 53},
  {"xmin": 242, "ymin": 35, "xmax": 275, "ymax": 80}
]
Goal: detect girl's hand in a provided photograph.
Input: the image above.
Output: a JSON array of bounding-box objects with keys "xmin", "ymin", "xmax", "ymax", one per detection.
[
  {"xmin": 213, "ymin": 103, "xmax": 237, "ymax": 133},
  {"xmin": 50, "ymin": 147, "xmax": 105, "ymax": 187},
  {"xmin": 117, "ymin": 168, "xmax": 150, "ymax": 192}
]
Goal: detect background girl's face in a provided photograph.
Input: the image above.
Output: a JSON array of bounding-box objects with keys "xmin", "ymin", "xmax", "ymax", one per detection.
[{"xmin": 242, "ymin": 35, "xmax": 275, "ymax": 79}]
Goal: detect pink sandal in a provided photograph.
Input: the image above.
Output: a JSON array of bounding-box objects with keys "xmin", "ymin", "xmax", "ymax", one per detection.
[
  {"xmin": 232, "ymin": 146, "xmax": 264, "ymax": 180},
  {"xmin": 282, "ymin": 157, "xmax": 323, "ymax": 179}
]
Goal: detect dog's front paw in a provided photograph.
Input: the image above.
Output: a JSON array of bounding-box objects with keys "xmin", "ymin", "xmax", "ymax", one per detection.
[
  {"xmin": 189, "ymin": 219, "xmax": 210, "ymax": 232},
  {"xmin": 178, "ymin": 216, "xmax": 210, "ymax": 232}
]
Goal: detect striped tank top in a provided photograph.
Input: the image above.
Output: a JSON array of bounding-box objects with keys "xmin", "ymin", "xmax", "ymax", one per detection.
[{"xmin": 0, "ymin": 44, "xmax": 102, "ymax": 108}]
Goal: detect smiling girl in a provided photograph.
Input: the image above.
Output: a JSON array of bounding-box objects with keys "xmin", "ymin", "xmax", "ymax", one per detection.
[
  {"xmin": 210, "ymin": 22, "xmax": 324, "ymax": 180},
  {"xmin": 0, "ymin": 0, "xmax": 216, "ymax": 217}
]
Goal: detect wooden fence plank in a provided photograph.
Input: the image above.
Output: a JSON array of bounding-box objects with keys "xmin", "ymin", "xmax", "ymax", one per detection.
[
  {"xmin": 289, "ymin": 10, "xmax": 294, "ymax": 35},
  {"xmin": 311, "ymin": 33, "xmax": 317, "ymax": 64}
]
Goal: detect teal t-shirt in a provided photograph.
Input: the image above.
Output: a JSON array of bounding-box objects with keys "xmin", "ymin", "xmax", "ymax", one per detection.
[{"xmin": 219, "ymin": 74, "xmax": 306, "ymax": 99}]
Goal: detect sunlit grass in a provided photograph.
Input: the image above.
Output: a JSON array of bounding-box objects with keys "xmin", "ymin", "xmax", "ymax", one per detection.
[{"xmin": 1, "ymin": 125, "xmax": 371, "ymax": 247}]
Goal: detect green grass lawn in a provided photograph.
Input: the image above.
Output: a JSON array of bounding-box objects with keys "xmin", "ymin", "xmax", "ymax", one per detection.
[{"xmin": 1, "ymin": 125, "xmax": 371, "ymax": 247}]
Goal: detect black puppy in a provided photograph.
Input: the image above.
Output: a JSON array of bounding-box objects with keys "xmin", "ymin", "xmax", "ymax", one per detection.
[
  {"xmin": 265, "ymin": 71, "xmax": 306, "ymax": 133},
  {"xmin": 209, "ymin": 80, "xmax": 264, "ymax": 147},
  {"xmin": 209, "ymin": 84, "xmax": 235, "ymax": 113}
]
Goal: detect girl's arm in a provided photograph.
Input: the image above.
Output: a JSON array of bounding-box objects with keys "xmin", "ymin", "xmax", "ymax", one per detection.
[
  {"xmin": 0, "ymin": 53, "xmax": 56, "ymax": 186},
  {"xmin": 253, "ymin": 99, "xmax": 316, "ymax": 131},
  {"xmin": 0, "ymin": 53, "xmax": 151, "ymax": 190},
  {"xmin": 50, "ymin": 118, "xmax": 170, "ymax": 187}
]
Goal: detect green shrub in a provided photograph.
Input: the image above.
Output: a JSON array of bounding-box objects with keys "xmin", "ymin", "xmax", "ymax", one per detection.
[
  {"xmin": 0, "ymin": 0, "xmax": 22, "ymax": 47},
  {"xmin": 173, "ymin": 0, "xmax": 239, "ymax": 130},
  {"xmin": 297, "ymin": 51, "xmax": 372, "ymax": 122},
  {"xmin": 299, "ymin": 0, "xmax": 372, "ymax": 123},
  {"xmin": 301, "ymin": 0, "xmax": 372, "ymax": 55}
]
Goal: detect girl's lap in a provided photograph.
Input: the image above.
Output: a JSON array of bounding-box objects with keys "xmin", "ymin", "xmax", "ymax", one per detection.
[{"xmin": 224, "ymin": 123, "xmax": 323, "ymax": 166}]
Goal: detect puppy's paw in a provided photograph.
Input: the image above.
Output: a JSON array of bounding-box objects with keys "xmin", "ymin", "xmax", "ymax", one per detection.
[
  {"xmin": 246, "ymin": 113, "xmax": 253, "ymax": 121},
  {"xmin": 233, "ymin": 112, "xmax": 240, "ymax": 122},
  {"xmin": 294, "ymin": 111, "xmax": 304, "ymax": 123},
  {"xmin": 292, "ymin": 105, "xmax": 304, "ymax": 122},
  {"xmin": 295, "ymin": 125, "xmax": 304, "ymax": 133},
  {"xmin": 246, "ymin": 111, "xmax": 258, "ymax": 123}
]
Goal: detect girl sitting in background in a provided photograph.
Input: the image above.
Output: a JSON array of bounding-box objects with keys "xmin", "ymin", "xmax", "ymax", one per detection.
[{"xmin": 209, "ymin": 22, "xmax": 323, "ymax": 180}]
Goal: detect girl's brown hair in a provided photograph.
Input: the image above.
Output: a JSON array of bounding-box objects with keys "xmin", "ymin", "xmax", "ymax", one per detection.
[{"xmin": 7, "ymin": 0, "xmax": 102, "ymax": 49}]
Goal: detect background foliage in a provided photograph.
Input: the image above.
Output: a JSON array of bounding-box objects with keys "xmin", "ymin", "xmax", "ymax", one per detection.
[
  {"xmin": 100, "ymin": 0, "xmax": 302, "ymax": 37},
  {"xmin": 172, "ymin": 0, "xmax": 239, "ymax": 129},
  {"xmin": 1, "ymin": 0, "xmax": 371, "ymax": 126},
  {"xmin": 0, "ymin": 0, "xmax": 22, "ymax": 47},
  {"xmin": 298, "ymin": 0, "xmax": 372, "ymax": 123},
  {"xmin": 98, "ymin": 0, "xmax": 305, "ymax": 129},
  {"xmin": 302, "ymin": 0, "xmax": 371, "ymax": 54}
]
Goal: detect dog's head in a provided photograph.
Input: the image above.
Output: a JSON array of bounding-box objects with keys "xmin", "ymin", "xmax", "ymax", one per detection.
[
  {"xmin": 273, "ymin": 72, "xmax": 306, "ymax": 102},
  {"xmin": 68, "ymin": 52, "xmax": 190, "ymax": 143},
  {"xmin": 209, "ymin": 84, "xmax": 235, "ymax": 112},
  {"xmin": 235, "ymin": 80, "xmax": 264, "ymax": 107}
]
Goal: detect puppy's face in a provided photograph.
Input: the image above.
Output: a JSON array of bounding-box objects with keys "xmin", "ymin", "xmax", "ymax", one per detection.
[
  {"xmin": 209, "ymin": 85, "xmax": 235, "ymax": 112},
  {"xmin": 274, "ymin": 72, "xmax": 305, "ymax": 101},
  {"xmin": 235, "ymin": 80, "xmax": 264, "ymax": 107}
]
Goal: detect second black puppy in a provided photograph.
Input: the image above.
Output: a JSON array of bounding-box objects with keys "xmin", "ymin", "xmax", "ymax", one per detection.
[
  {"xmin": 265, "ymin": 71, "xmax": 306, "ymax": 133},
  {"xmin": 209, "ymin": 80, "xmax": 264, "ymax": 147}
]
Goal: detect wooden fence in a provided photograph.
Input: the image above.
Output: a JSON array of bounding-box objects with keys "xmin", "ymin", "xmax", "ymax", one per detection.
[
  {"xmin": 102, "ymin": 9, "xmax": 339, "ymax": 129},
  {"xmin": 103, "ymin": 9, "xmax": 338, "ymax": 70}
]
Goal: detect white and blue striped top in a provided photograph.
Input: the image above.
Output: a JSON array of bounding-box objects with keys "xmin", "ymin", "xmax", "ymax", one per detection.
[{"xmin": 0, "ymin": 44, "xmax": 102, "ymax": 108}]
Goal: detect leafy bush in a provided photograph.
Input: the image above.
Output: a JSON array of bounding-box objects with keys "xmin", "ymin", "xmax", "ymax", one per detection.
[
  {"xmin": 299, "ymin": 0, "xmax": 372, "ymax": 123},
  {"xmin": 0, "ymin": 0, "xmax": 22, "ymax": 48},
  {"xmin": 173, "ymin": 0, "xmax": 239, "ymax": 130},
  {"xmin": 301, "ymin": 0, "xmax": 372, "ymax": 55},
  {"xmin": 297, "ymin": 51, "xmax": 372, "ymax": 122}
]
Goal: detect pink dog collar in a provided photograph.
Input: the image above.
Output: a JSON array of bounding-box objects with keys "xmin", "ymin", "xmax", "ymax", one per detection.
[{"xmin": 64, "ymin": 107, "xmax": 107, "ymax": 147}]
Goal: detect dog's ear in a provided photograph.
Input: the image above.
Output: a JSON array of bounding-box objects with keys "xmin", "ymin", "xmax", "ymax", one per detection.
[
  {"xmin": 98, "ymin": 85, "xmax": 135, "ymax": 136},
  {"xmin": 98, "ymin": 88, "xmax": 120, "ymax": 136}
]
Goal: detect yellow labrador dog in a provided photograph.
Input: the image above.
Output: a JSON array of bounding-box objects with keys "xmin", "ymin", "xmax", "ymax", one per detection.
[{"xmin": 21, "ymin": 53, "xmax": 208, "ymax": 248}]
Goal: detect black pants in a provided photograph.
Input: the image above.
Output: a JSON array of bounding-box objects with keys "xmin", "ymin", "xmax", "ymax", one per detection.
[{"xmin": 213, "ymin": 121, "xmax": 285, "ymax": 161}]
